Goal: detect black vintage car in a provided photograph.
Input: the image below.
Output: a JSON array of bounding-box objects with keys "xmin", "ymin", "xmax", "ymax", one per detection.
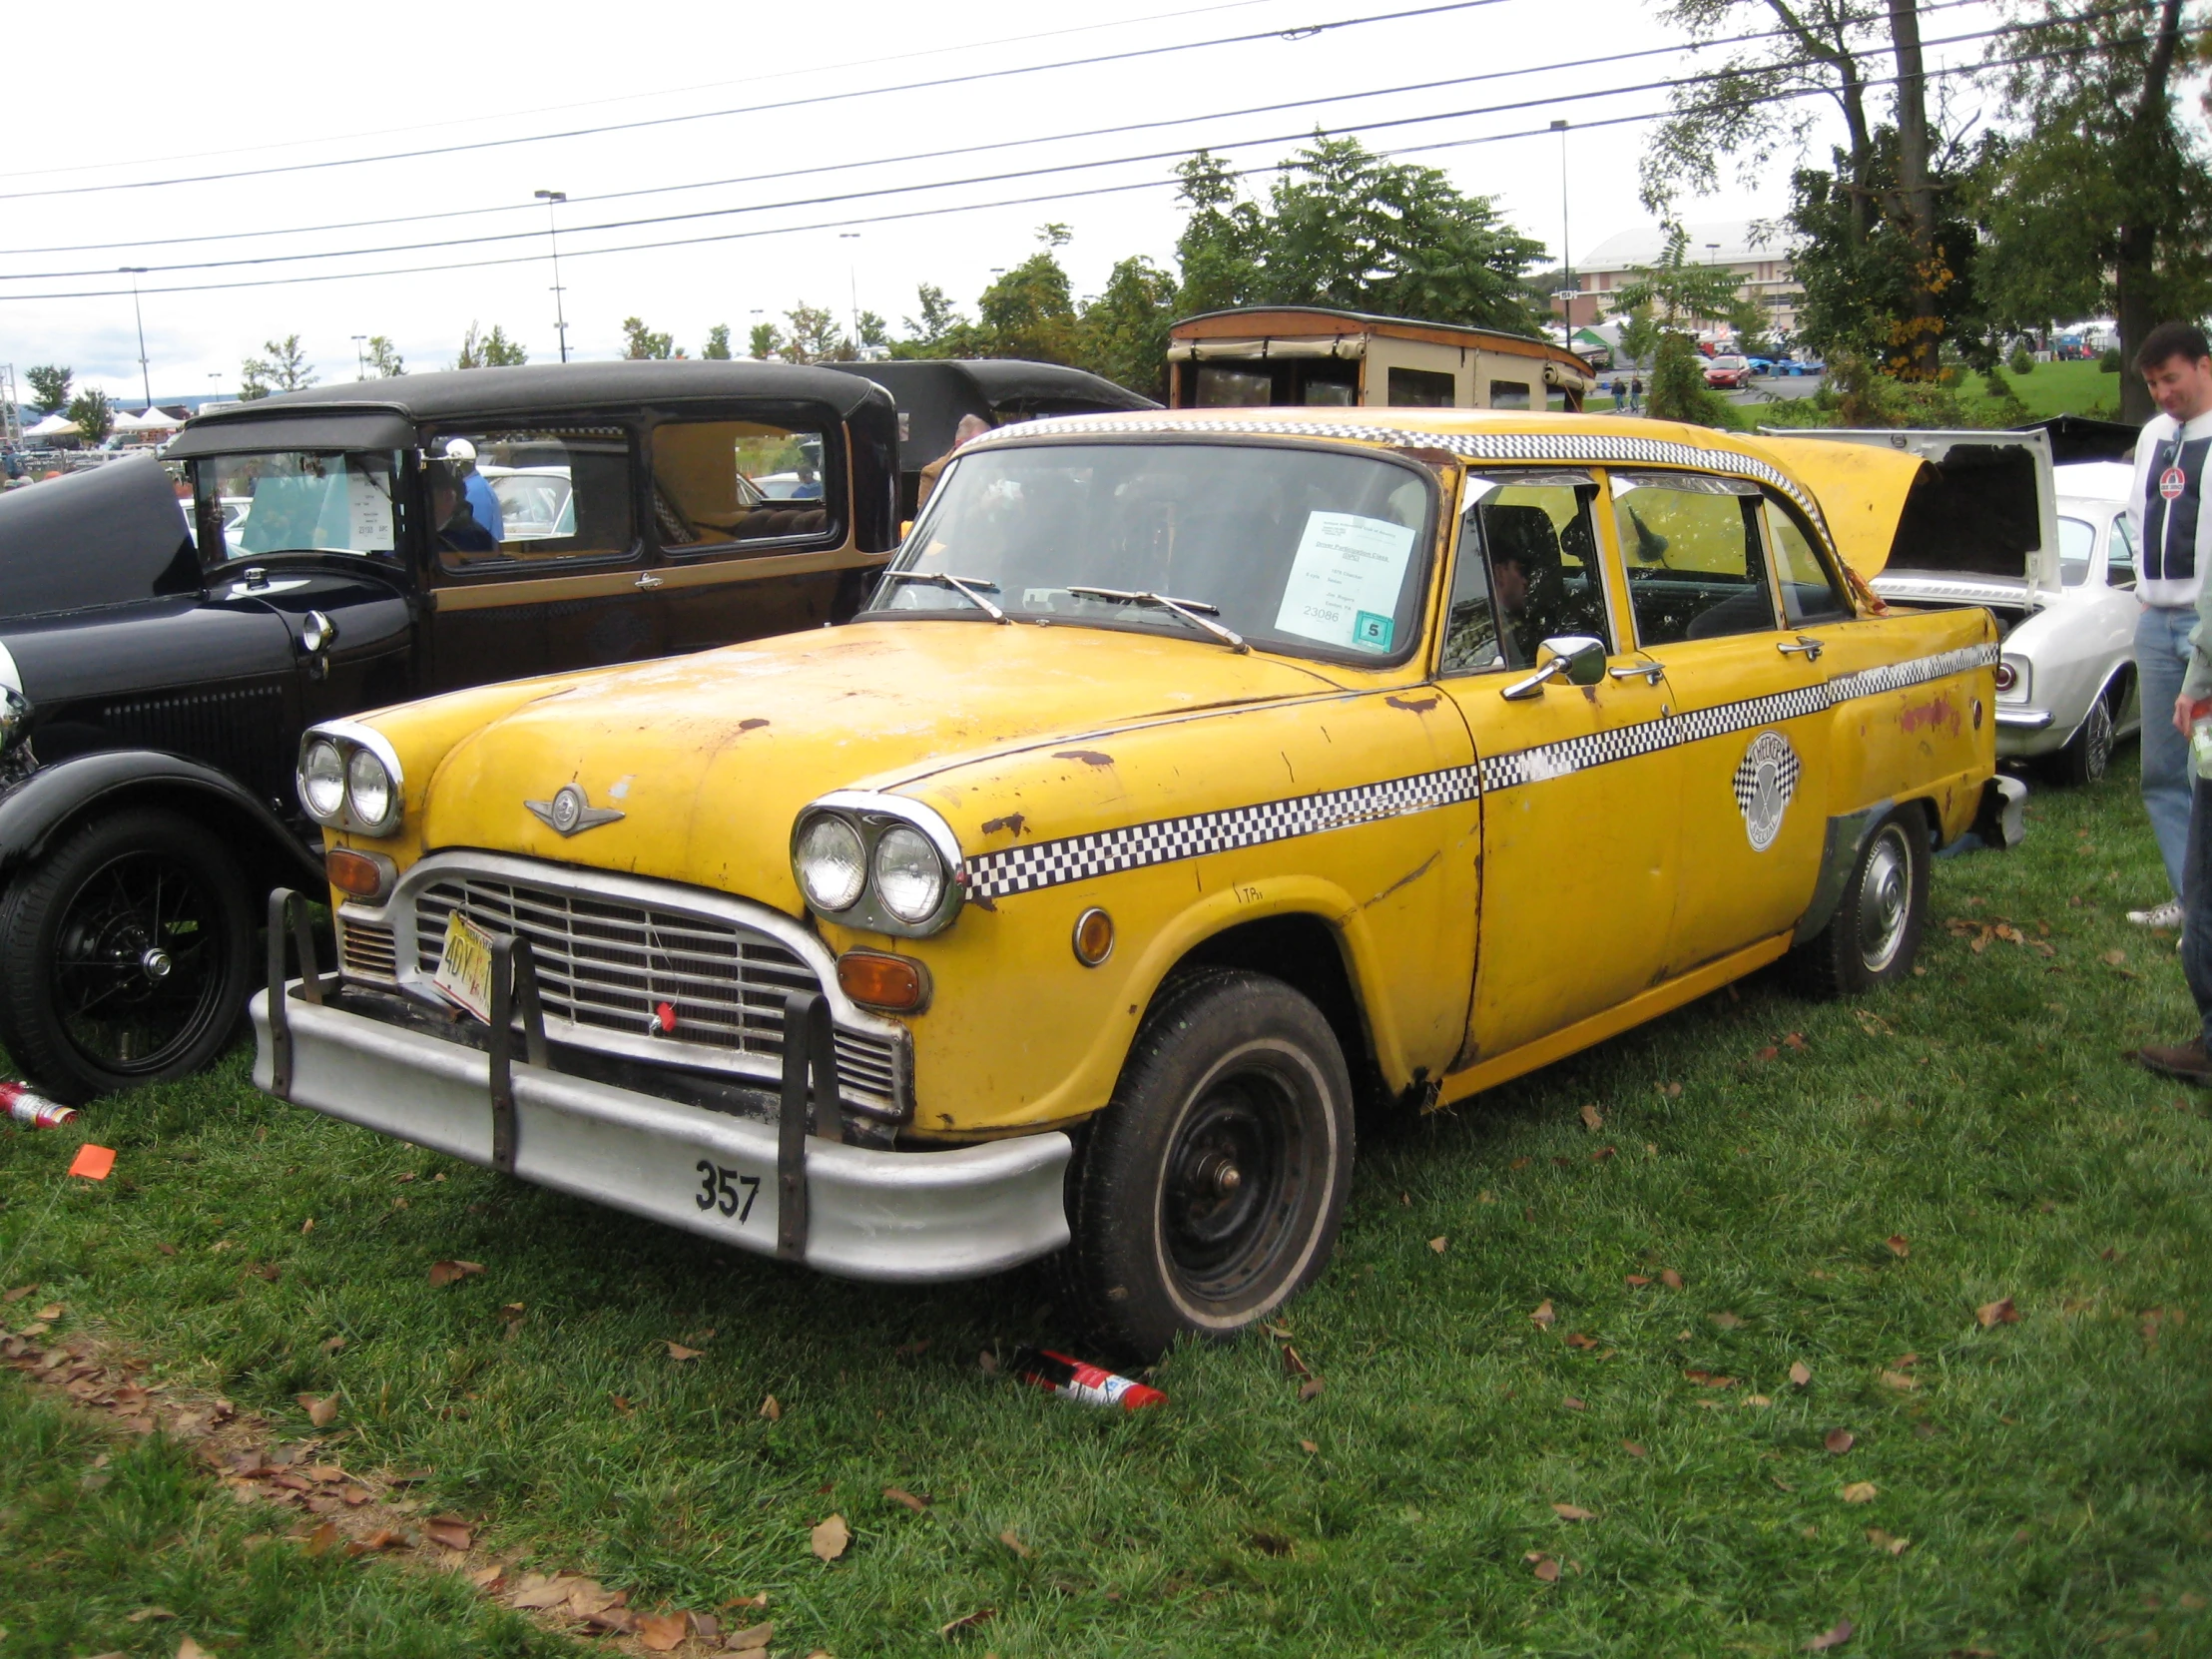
[{"xmin": 0, "ymin": 360, "xmax": 900, "ymax": 1102}]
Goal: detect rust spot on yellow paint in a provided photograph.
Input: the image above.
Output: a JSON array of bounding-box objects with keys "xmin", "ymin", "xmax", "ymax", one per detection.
[
  {"xmin": 1900, "ymin": 694, "xmax": 1958, "ymax": 736},
  {"xmin": 980, "ymin": 812, "xmax": 1028, "ymax": 836},
  {"xmin": 1055, "ymin": 750, "xmax": 1115, "ymax": 768},
  {"xmin": 1385, "ymin": 694, "xmax": 1440, "ymax": 713},
  {"xmin": 738, "ymin": 718, "xmax": 770, "ymax": 732}
]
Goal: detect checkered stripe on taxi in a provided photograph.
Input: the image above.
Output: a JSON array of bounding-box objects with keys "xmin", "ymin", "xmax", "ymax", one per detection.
[
  {"xmin": 963, "ymin": 764, "xmax": 1478, "ymax": 902},
  {"xmin": 963, "ymin": 415, "xmax": 1830, "ymax": 536},
  {"xmin": 955, "ymin": 643, "xmax": 1996, "ymax": 900}
]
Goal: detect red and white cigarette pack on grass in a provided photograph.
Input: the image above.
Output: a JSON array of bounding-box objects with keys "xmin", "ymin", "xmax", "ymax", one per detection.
[
  {"xmin": 1011, "ymin": 1348, "xmax": 1166, "ymax": 1410},
  {"xmin": 0, "ymin": 1081, "xmax": 76, "ymax": 1130}
]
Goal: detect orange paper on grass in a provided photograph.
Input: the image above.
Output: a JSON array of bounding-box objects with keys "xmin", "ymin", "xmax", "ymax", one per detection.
[{"xmin": 67, "ymin": 1144, "xmax": 115, "ymax": 1181}]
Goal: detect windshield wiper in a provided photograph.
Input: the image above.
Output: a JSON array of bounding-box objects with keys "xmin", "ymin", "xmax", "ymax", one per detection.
[
  {"xmin": 877, "ymin": 569, "xmax": 1009, "ymax": 623},
  {"xmin": 1066, "ymin": 586, "xmax": 1248, "ymax": 653}
]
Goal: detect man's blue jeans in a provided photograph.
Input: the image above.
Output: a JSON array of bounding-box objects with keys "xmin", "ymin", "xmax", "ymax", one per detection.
[
  {"xmin": 2136, "ymin": 604, "xmax": 2197, "ymax": 899},
  {"xmin": 2184, "ymin": 779, "xmax": 2212, "ymax": 1047}
]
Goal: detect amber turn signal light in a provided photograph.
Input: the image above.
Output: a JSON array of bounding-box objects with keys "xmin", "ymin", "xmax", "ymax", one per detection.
[
  {"xmin": 1072, "ymin": 906, "xmax": 1114, "ymax": 966},
  {"xmin": 836, "ymin": 949, "xmax": 931, "ymax": 1012},
  {"xmin": 326, "ymin": 847, "xmax": 393, "ymax": 899}
]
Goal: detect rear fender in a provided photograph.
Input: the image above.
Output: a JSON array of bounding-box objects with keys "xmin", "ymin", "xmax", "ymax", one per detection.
[{"xmin": 0, "ymin": 750, "xmax": 322, "ymax": 894}]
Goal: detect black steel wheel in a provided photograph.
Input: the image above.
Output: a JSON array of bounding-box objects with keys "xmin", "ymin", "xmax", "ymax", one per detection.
[
  {"xmin": 0, "ymin": 808, "xmax": 254, "ymax": 1103},
  {"xmin": 1063, "ymin": 969, "xmax": 1354, "ymax": 1362},
  {"xmin": 1788, "ymin": 807, "xmax": 1930, "ymax": 998}
]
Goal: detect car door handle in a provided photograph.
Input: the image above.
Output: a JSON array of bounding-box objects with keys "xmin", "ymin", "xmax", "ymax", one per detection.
[
  {"xmin": 1778, "ymin": 637, "xmax": 1824, "ymax": 660},
  {"xmin": 1609, "ymin": 661, "xmax": 1664, "ymax": 685},
  {"xmin": 635, "ymin": 572, "xmax": 665, "ymax": 591}
]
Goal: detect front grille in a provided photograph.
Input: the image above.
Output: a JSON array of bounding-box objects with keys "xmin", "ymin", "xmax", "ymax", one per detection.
[
  {"xmin": 337, "ymin": 911, "xmax": 397, "ymax": 982},
  {"xmin": 408, "ymin": 870, "xmax": 904, "ymax": 1117}
]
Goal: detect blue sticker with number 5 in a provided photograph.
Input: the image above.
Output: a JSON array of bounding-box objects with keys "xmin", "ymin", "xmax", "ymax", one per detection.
[{"xmin": 1353, "ymin": 611, "xmax": 1393, "ymax": 651}]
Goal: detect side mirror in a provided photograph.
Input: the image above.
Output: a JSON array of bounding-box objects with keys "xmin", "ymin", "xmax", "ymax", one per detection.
[{"xmin": 1501, "ymin": 634, "xmax": 1608, "ymax": 701}]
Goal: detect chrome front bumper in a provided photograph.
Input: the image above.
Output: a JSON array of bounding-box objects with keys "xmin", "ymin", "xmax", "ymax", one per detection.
[
  {"xmin": 1994, "ymin": 707, "xmax": 2054, "ymax": 730},
  {"xmin": 249, "ymin": 976, "xmax": 1072, "ymax": 1283}
]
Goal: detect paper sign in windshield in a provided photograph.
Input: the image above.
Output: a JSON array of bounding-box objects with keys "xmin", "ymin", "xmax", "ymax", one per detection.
[
  {"xmin": 1274, "ymin": 511, "xmax": 1415, "ymax": 653},
  {"xmin": 346, "ymin": 470, "xmax": 395, "ymax": 551}
]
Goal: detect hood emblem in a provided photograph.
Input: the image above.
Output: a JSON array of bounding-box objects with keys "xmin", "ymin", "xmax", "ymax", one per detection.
[{"xmin": 526, "ymin": 783, "xmax": 625, "ymax": 836}]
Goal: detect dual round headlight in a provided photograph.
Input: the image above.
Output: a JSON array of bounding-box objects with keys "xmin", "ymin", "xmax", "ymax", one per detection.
[
  {"xmin": 793, "ymin": 802, "xmax": 960, "ymax": 934},
  {"xmin": 297, "ymin": 727, "xmax": 403, "ymax": 836}
]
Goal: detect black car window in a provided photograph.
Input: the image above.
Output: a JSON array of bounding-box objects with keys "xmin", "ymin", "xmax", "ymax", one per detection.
[
  {"xmin": 430, "ymin": 427, "xmax": 635, "ymax": 573},
  {"xmin": 649, "ymin": 418, "xmax": 839, "ymax": 555},
  {"xmin": 1612, "ymin": 472, "xmax": 1780, "ymax": 646},
  {"xmin": 1442, "ymin": 474, "xmax": 1610, "ymax": 673}
]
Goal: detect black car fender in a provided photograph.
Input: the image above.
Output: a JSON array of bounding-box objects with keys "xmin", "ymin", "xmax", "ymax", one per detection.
[{"xmin": 0, "ymin": 750, "xmax": 323, "ymax": 896}]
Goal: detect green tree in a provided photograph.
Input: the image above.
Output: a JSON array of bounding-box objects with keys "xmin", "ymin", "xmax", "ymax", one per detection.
[
  {"xmin": 855, "ymin": 311, "xmax": 890, "ymax": 353},
  {"xmin": 967, "ymin": 227, "xmax": 1081, "ymax": 362},
  {"xmin": 620, "ymin": 317, "xmax": 678, "ymax": 359},
  {"xmin": 241, "ymin": 334, "xmax": 317, "ymax": 399},
  {"xmin": 895, "ymin": 283, "xmax": 966, "ymax": 353},
  {"xmin": 1614, "ymin": 303, "xmax": 1662, "ymax": 369},
  {"xmin": 779, "ymin": 303, "xmax": 843, "ymax": 364},
  {"xmin": 363, "ymin": 335, "xmax": 405, "ymax": 377},
  {"xmin": 24, "ymin": 365, "xmax": 71, "ymax": 410},
  {"xmin": 1645, "ymin": 331, "xmax": 1731, "ymax": 425},
  {"xmin": 701, "ymin": 323, "xmax": 733, "ymax": 359},
  {"xmin": 1612, "ymin": 226, "xmax": 1761, "ymax": 335},
  {"xmin": 455, "ymin": 323, "xmax": 527, "ymax": 368},
  {"xmin": 1979, "ymin": 0, "xmax": 2212, "ymax": 422},
  {"xmin": 1074, "ymin": 256, "xmax": 1181, "ymax": 398},
  {"xmin": 65, "ymin": 386, "xmax": 113, "ymax": 445},
  {"xmin": 748, "ymin": 321, "xmax": 783, "ymax": 360}
]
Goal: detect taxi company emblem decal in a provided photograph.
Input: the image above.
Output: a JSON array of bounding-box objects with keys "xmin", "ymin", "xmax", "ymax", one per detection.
[
  {"xmin": 1732, "ymin": 731, "xmax": 1800, "ymax": 851},
  {"xmin": 525, "ymin": 783, "xmax": 625, "ymax": 837}
]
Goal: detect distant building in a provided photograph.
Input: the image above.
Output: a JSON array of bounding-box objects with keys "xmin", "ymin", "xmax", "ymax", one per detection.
[{"xmin": 1556, "ymin": 220, "xmax": 1804, "ymax": 338}]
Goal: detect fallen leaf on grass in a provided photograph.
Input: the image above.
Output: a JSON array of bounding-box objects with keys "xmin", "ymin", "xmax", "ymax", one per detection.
[
  {"xmin": 467, "ymin": 1564, "xmax": 505, "ymax": 1589},
  {"xmin": 1298, "ymin": 1378, "xmax": 1325, "ymax": 1401},
  {"xmin": 883, "ymin": 1486, "xmax": 930, "ymax": 1513},
  {"xmin": 1840, "ymin": 1482, "xmax": 1879, "ymax": 1504},
  {"xmin": 891, "ymin": 1339, "xmax": 929, "ymax": 1360},
  {"xmin": 1561, "ymin": 1396, "xmax": 1586, "ymax": 1411},
  {"xmin": 1879, "ymin": 1370, "xmax": 1920, "ymax": 1391},
  {"xmin": 1783, "ymin": 1032, "xmax": 1807, "ymax": 1050},
  {"xmin": 1624, "ymin": 1274, "xmax": 1652, "ymax": 1288},
  {"xmin": 295, "ymin": 1393, "xmax": 338, "ymax": 1427},
  {"xmin": 301, "ymin": 1521, "xmax": 341, "ymax": 1557},
  {"xmin": 178, "ymin": 1640, "xmax": 214, "ymax": 1659},
  {"xmin": 1551, "ymin": 1503, "xmax": 1595, "ymax": 1520},
  {"xmin": 507, "ymin": 1574, "xmax": 577, "ymax": 1610},
  {"xmin": 319, "ymin": 1336, "xmax": 345, "ymax": 1354},
  {"xmin": 2103, "ymin": 948, "xmax": 2128, "ymax": 966},
  {"xmin": 1977, "ymin": 1297, "xmax": 2019, "ymax": 1328},
  {"xmin": 1591, "ymin": 1146, "xmax": 1616, "ymax": 1162},
  {"xmin": 1866, "ymin": 1528, "xmax": 1911, "ymax": 1556},
  {"xmin": 759, "ymin": 1395, "xmax": 782, "ymax": 1420},
  {"xmin": 610, "ymin": 1393, "xmax": 633, "ymax": 1415},
  {"xmin": 1661, "ymin": 1270, "xmax": 1685, "ymax": 1290},
  {"xmin": 427, "ymin": 1261, "xmax": 484, "ymax": 1287},
  {"xmin": 34, "ymin": 1303, "xmax": 61, "ymax": 1322},
  {"xmin": 125, "ymin": 1607, "xmax": 177, "ymax": 1623},
  {"xmin": 1529, "ymin": 1300, "xmax": 1557, "ymax": 1328},
  {"xmin": 1524, "ymin": 1551, "xmax": 1561, "ymax": 1582},
  {"xmin": 1744, "ymin": 1394, "xmax": 1773, "ymax": 1407},
  {"xmin": 1564, "ymin": 1332, "xmax": 1599, "ymax": 1350},
  {"xmin": 1280, "ymin": 1345, "xmax": 1312, "ymax": 1378},
  {"xmin": 636, "ymin": 1613, "xmax": 688, "ymax": 1651},
  {"xmin": 1885, "ymin": 1235, "xmax": 1911, "ymax": 1259},
  {"xmin": 1621, "ymin": 1441, "xmax": 1646, "ymax": 1457},
  {"xmin": 997, "ymin": 1527, "xmax": 1032, "ymax": 1559},
  {"xmin": 938, "ymin": 1607, "xmax": 997, "ymax": 1640},
  {"xmin": 1428, "ymin": 1237, "xmax": 1448, "ymax": 1254},
  {"xmin": 1791, "ymin": 1362, "xmax": 1814, "ymax": 1388},
  {"xmin": 1825, "ymin": 1429, "xmax": 1856, "ymax": 1454},
  {"xmin": 726, "ymin": 1620, "xmax": 773, "ymax": 1653},
  {"xmin": 665, "ymin": 1342, "xmax": 703, "ymax": 1363},
  {"xmin": 1804, "ymin": 1620, "xmax": 1855, "ymax": 1652},
  {"xmin": 1711, "ymin": 1312, "xmax": 1744, "ymax": 1329},
  {"xmin": 1299, "ymin": 1439, "xmax": 1319, "ymax": 1453},
  {"xmin": 0, "ymin": 1285, "xmax": 31, "ymax": 1303},
  {"xmin": 811, "ymin": 1514, "xmax": 850, "ymax": 1561},
  {"xmin": 424, "ymin": 1516, "xmax": 471, "ymax": 1551},
  {"xmin": 1758, "ymin": 1046, "xmax": 1781, "ymax": 1061},
  {"xmin": 1683, "ymin": 1371, "xmax": 1736, "ymax": 1388},
  {"xmin": 1579, "ymin": 1104, "xmax": 1603, "ymax": 1131},
  {"xmin": 1660, "ymin": 1080, "xmax": 1683, "ymax": 1097}
]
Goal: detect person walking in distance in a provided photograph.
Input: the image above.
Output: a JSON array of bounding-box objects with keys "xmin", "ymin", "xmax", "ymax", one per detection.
[
  {"xmin": 2129, "ymin": 322, "xmax": 2212, "ymax": 1081},
  {"xmin": 2125, "ymin": 322, "xmax": 2212, "ymax": 936}
]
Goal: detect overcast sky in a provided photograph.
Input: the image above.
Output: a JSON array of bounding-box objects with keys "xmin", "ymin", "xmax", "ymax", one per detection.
[{"xmin": 1, "ymin": 0, "xmax": 2020, "ymax": 403}]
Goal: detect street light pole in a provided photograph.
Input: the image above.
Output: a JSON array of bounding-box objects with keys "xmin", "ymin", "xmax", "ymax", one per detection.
[
  {"xmin": 1549, "ymin": 120, "xmax": 1572, "ymax": 340},
  {"xmin": 839, "ymin": 232, "xmax": 861, "ymax": 352},
  {"xmin": 119, "ymin": 268, "xmax": 151, "ymax": 408},
  {"xmin": 536, "ymin": 190, "xmax": 570, "ymax": 363},
  {"xmin": 351, "ymin": 334, "xmax": 367, "ymax": 379}
]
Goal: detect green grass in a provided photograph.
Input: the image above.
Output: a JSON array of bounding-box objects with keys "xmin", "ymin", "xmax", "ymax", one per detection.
[
  {"xmin": 1590, "ymin": 357, "xmax": 2126, "ymax": 425},
  {"xmin": 5, "ymin": 751, "xmax": 2212, "ymax": 1655}
]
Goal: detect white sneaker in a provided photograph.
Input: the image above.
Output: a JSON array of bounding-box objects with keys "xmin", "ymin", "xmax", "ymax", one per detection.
[{"xmin": 2128, "ymin": 900, "xmax": 2185, "ymax": 927}]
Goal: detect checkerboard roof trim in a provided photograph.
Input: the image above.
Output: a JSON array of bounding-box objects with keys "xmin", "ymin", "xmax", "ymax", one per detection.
[
  {"xmin": 956, "ymin": 641, "xmax": 1993, "ymax": 900},
  {"xmin": 963, "ymin": 413, "xmax": 1831, "ymax": 537}
]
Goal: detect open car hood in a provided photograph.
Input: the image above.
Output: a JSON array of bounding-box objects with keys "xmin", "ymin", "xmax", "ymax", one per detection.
[
  {"xmin": 1755, "ymin": 428, "xmax": 2059, "ymax": 591},
  {"xmin": 0, "ymin": 458, "xmax": 199, "ymax": 621}
]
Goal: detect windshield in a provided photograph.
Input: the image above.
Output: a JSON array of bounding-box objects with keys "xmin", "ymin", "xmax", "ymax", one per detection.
[
  {"xmin": 2058, "ymin": 514, "xmax": 2095, "ymax": 586},
  {"xmin": 868, "ymin": 441, "xmax": 1435, "ymax": 661},
  {"xmin": 192, "ymin": 450, "xmax": 399, "ymax": 562}
]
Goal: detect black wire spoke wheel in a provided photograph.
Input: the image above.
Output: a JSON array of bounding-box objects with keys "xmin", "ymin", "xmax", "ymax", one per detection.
[
  {"xmin": 54, "ymin": 848, "xmax": 227, "ymax": 1073},
  {"xmin": 0, "ymin": 808, "xmax": 255, "ymax": 1102},
  {"xmin": 1064, "ymin": 969, "xmax": 1354, "ymax": 1362}
]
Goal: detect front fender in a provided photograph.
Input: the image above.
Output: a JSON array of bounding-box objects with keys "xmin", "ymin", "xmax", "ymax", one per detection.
[{"xmin": 0, "ymin": 750, "xmax": 322, "ymax": 885}]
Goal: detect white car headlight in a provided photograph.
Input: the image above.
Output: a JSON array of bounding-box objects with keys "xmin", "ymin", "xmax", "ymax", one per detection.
[
  {"xmin": 300, "ymin": 738, "xmax": 347, "ymax": 822},
  {"xmin": 872, "ymin": 825, "xmax": 945, "ymax": 924},
  {"xmin": 795, "ymin": 815, "xmax": 866, "ymax": 912},
  {"xmin": 346, "ymin": 746, "xmax": 396, "ymax": 831}
]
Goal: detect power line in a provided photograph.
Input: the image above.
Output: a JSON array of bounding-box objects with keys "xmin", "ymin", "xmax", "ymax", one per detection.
[
  {"xmin": 0, "ymin": 37, "xmax": 2105, "ymax": 307},
  {"xmin": 5, "ymin": 0, "xmax": 1997, "ymax": 261},
  {"xmin": 0, "ymin": 0, "xmax": 1515, "ymax": 204},
  {"xmin": 0, "ymin": 12, "xmax": 2045, "ymax": 283}
]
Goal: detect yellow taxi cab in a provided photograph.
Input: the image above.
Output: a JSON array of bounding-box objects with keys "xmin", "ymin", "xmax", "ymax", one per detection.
[{"xmin": 254, "ymin": 407, "xmax": 2011, "ymax": 1360}]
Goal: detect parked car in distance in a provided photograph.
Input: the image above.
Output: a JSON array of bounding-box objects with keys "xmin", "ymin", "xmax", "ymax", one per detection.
[
  {"xmin": 0, "ymin": 360, "xmax": 901, "ymax": 1104},
  {"xmin": 1705, "ymin": 354, "xmax": 1754, "ymax": 389},
  {"xmin": 1760, "ymin": 428, "xmax": 2133, "ymax": 784},
  {"xmin": 255, "ymin": 405, "xmax": 2011, "ymax": 1359}
]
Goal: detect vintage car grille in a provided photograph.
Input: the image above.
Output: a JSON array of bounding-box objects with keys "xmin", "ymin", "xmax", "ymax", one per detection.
[{"xmin": 333, "ymin": 861, "xmax": 908, "ymax": 1121}]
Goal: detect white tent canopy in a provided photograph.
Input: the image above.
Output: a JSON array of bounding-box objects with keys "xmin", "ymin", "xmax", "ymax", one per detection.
[{"xmin": 23, "ymin": 412, "xmax": 79, "ymax": 438}]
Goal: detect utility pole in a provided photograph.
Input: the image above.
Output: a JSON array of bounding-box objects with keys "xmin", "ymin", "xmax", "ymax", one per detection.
[
  {"xmin": 119, "ymin": 268, "xmax": 151, "ymax": 407},
  {"xmin": 351, "ymin": 334, "xmax": 367, "ymax": 379},
  {"xmin": 536, "ymin": 191, "xmax": 570, "ymax": 362},
  {"xmin": 839, "ymin": 232, "xmax": 861, "ymax": 353},
  {"xmin": 1550, "ymin": 120, "xmax": 1572, "ymax": 340}
]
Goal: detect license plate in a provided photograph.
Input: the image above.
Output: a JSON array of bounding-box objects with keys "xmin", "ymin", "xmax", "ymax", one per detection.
[{"xmin": 431, "ymin": 910, "xmax": 495, "ymax": 1022}]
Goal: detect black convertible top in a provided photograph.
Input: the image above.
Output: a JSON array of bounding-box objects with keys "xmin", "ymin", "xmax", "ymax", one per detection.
[{"xmin": 823, "ymin": 359, "xmax": 1156, "ymax": 471}]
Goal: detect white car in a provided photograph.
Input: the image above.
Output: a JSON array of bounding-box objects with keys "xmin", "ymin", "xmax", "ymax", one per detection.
[{"xmin": 1771, "ymin": 429, "xmax": 2138, "ymax": 784}]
